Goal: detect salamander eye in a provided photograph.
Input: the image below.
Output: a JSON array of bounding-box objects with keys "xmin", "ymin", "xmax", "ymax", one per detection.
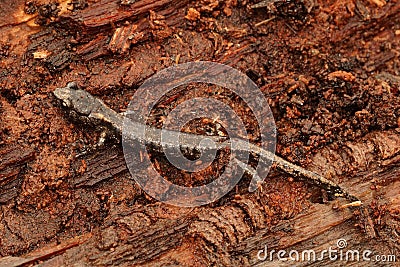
[
  {"xmin": 67, "ymin": 82, "xmax": 78, "ymax": 90},
  {"xmin": 63, "ymin": 99, "xmax": 71, "ymax": 107}
]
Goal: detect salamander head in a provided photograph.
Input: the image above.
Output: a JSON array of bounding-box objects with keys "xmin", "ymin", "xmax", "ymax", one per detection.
[{"xmin": 54, "ymin": 82, "xmax": 97, "ymax": 116}]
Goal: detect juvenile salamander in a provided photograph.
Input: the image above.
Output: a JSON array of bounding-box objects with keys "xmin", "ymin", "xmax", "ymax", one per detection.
[{"xmin": 54, "ymin": 82, "xmax": 359, "ymax": 202}]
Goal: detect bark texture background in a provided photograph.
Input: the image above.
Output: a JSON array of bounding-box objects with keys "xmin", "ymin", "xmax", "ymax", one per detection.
[{"xmin": 0, "ymin": 0, "xmax": 399, "ymax": 266}]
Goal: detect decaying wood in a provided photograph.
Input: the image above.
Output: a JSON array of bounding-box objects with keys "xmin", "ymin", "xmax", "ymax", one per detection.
[
  {"xmin": 0, "ymin": 144, "xmax": 35, "ymax": 203},
  {"xmin": 73, "ymin": 146, "xmax": 128, "ymax": 188},
  {"xmin": 2, "ymin": 130, "xmax": 397, "ymax": 266},
  {"xmin": 27, "ymin": 0, "xmax": 189, "ymax": 70},
  {"xmin": 61, "ymin": 0, "xmax": 188, "ymax": 56},
  {"xmin": 108, "ymin": 22, "xmax": 144, "ymax": 53},
  {"xmin": 0, "ymin": 234, "xmax": 91, "ymax": 267},
  {"xmin": 27, "ymin": 28, "xmax": 73, "ymax": 71},
  {"xmin": 1, "ymin": 173, "xmax": 398, "ymax": 266},
  {"xmin": 1, "ymin": 0, "xmax": 400, "ymax": 265},
  {"xmin": 61, "ymin": 0, "xmax": 188, "ymax": 32},
  {"xmin": 332, "ymin": 1, "xmax": 400, "ymax": 43},
  {"xmin": 75, "ymin": 35, "xmax": 109, "ymax": 61}
]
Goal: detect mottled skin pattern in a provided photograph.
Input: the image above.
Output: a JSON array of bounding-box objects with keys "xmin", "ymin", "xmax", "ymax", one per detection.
[
  {"xmin": 54, "ymin": 82, "xmax": 125, "ymax": 130},
  {"xmin": 54, "ymin": 82, "xmax": 359, "ymax": 202}
]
